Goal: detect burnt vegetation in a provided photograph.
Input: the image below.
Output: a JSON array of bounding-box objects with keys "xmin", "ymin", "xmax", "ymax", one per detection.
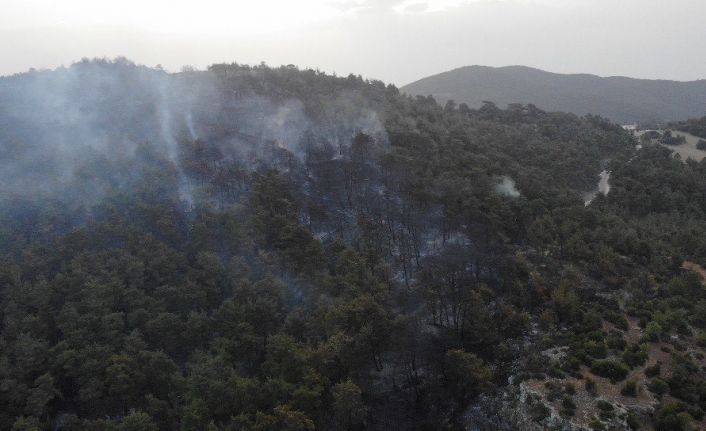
[{"xmin": 2, "ymin": 59, "xmax": 706, "ymax": 430}]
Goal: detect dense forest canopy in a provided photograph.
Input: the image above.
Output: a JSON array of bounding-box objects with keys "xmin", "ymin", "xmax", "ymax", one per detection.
[{"xmin": 2, "ymin": 58, "xmax": 706, "ymax": 431}]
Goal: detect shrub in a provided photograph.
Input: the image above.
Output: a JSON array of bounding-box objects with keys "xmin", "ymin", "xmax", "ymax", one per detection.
[
  {"xmin": 603, "ymin": 310, "xmax": 629, "ymax": 331},
  {"xmin": 626, "ymin": 413, "xmax": 640, "ymax": 430},
  {"xmin": 606, "ymin": 331, "xmax": 627, "ymax": 350},
  {"xmin": 697, "ymin": 139, "xmax": 706, "ymax": 151},
  {"xmin": 547, "ymin": 366, "xmax": 565, "ymax": 378},
  {"xmin": 585, "ymin": 378, "xmax": 598, "ymax": 396},
  {"xmin": 654, "ymin": 402, "xmax": 694, "ymax": 431},
  {"xmin": 561, "ymin": 396, "xmax": 576, "ymax": 417},
  {"xmin": 513, "ymin": 372, "xmax": 530, "ymax": 384},
  {"xmin": 648, "ymin": 378, "xmax": 669, "ymax": 396},
  {"xmin": 561, "ymin": 356, "xmax": 581, "ymax": 373},
  {"xmin": 596, "ymin": 400, "xmax": 614, "ymax": 420},
  {"xmin": 660, "ymin": 130, "xmax": 687, "ymax": 146},
  {"xmin": 591, "ymin": 360, "xmax": 630, "ymax": 382},
  {"xmin": 589, "ymin": 419, "xmax": 606, "ymax": 430},
  {"xmin": 622, "ymin": 344, "xmax": 648, "ymax": 368},
  {"xmin": 527, "ymin": 353, "xmax": 548, "ymax": 374},
  {"xmin": 697, "ymin": 333, "xmax": 706, "ymax": 347},
  {"xmin": 645, "ymin": 362, "xmax": 661, "ymax": 378},
  {"xmin": 599, "ymin": 410, "xmax": 613, "ymax": 421},
  {"xmin": 621, "ymin": 379, "xmax": 638, "ymax": 397},
  {"xmin": 641, "ymin": 130, "xmax": 661, "ymax": 140},
  {"xmin": 596, "ymin": 400, "xmax": 614, "ymax": 412},
  {"xmin": 529, "ymin": 402, "xmax": 550, "ymax": 422},
  {"xmin": 583, "ymin": 340, "xmax": 608, "ymax": 359},
  {"xmin": 644, "ymin": 321, "xmax": 663, "ymax": 342},
  {"xmin": 545, "ymin": 381, "xmax": 563, "ymax": 401},
  {"xmin": 562, "ymin": 396, "xmax": 576, "ymax": 410}
]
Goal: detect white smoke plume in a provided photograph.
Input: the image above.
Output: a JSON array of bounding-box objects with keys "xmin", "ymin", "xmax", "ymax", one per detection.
[
  {"xmin": 494, "ymin": 176, "xmax": 521, "ymax": 198},
  {"xmin": 0, "ymin": 58, "xmax": 389, "ymax": 208},
  {"xmin": 583, "ymin": 170, "xmax": 611, "ymax": 206}
]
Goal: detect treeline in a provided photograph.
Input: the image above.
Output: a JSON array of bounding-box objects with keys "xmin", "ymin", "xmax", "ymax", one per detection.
[{"xmin": 670, "ymin": 115, "xmax": 706, "ymax": 139}]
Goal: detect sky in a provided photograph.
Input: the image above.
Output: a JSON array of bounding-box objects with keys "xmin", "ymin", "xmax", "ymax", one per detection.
[{"xmin": 1, "ymin": 0, "xmax": 706, "ymax": 85}]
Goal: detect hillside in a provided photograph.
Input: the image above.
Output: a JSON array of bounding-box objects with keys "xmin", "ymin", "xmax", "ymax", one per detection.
[
  {"xmin": 401, "ymin": 65, "xmax": 706, "ymax": 124},
  {"xmin": 3, "ymin": 59, "xmax": 706, "ymax": 431}
]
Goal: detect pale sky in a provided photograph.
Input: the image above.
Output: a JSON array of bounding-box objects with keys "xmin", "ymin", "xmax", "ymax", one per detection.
[{"xmin": 1, "ymin": 0, "xmax": 705, "ymax": 85}]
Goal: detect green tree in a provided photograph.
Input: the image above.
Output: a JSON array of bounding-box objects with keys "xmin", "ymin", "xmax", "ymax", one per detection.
[
  {"xmin": 552, "ymin": 281, "xmax": 579, "ymax": 323},
  {"xmin": 24, "ymin": 373, "xmax": 58, "ymax": 419},
  {"xmin": 332, "ymin": 380, "xmax": 369, "ymax": 430},
  {"xmin": 252, "ymin": 405, "xmax": 314, "ymax": 431},
  {"xmin": 119, "ymin": 411, "xmax": 159, "ymax": 431},
  {"xmin": 444, "ymin": 349, "xmax": 491, "ymax": 406}
]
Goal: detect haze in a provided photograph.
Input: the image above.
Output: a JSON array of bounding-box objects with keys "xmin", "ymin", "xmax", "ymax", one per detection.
[{"xmin": 2, "ymin": 0, "xmax": 706, "ymax": 85}]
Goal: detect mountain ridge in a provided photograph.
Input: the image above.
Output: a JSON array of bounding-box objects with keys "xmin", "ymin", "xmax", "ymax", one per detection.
[{"xmin": 401, "ymin": 65, "xmax": 706, "ymax": 123}]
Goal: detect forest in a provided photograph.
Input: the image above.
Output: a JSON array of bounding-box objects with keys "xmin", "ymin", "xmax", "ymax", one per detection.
[{"xmin": 2, "ymin": 59, "xmax": 706, "ymax": 431}]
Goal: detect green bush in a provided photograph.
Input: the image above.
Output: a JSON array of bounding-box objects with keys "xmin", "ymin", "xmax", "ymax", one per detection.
[
  {"xmin": 626, "ymin": 413, "xmax": 640, "ymax": 430},
  {"xmin": 645, "ymin": 362, "xmax": 661, "ymax": 378},
  {"xmin": 644, "ymin": 321, "xmax": 663, "ymax": 342},
  {"xmin": 560, "ymin": 396, "xmax": 576, "ymax": 417},
  {"xmin": 529, "ymin": 402, "xmax": 550, "ymax": 422},
  {"xmin": 562, "ymin": 396, "xmax": 576, "ymax": 410},
  {"xmin": 648, "ymin": 378, "xmax": 669, "ymax": 396},
  {"xmin": 591, "ymin": 360, "xmax": 630, "ymax": 382},
  {"xmin": 589, "ymin": 419, "xmax": 606, "ymax": 430},
  {"xmin": 561, "ymin": 356, "xmax": 581, "ymax": 373},
  {"xmin": 547, "ymin": 366, "xmax": 565, "ymax": 379},
  {"xmin": 596, "ymin": 400, "xmax": 614, "ymax": 412},
  {"xmin": 584, "ymin": 340, "xmax": 608, "ymax": 359},
  {"xmin": 606, "ymin": 331, "xmax": 627, "ymax": 350},
  {"xmin": 621, "ymin": 379, "xmax": 637, "ymax": 397},
  {"xmin": 596, "ymin": 400, "xmax": 614, "ymax": 420},
  {"xmin": 655, "ymin": 402, "xmax": 694, "ymax": 431},
  {"xmin": 603, "ymin": 310, "xmax": 629, "ymax": 331},
  {"xmin": 622, "ymin": 344, "xmax": 648, "ymax": 368},
  {"xmin": 545, "ymin": 381, "xmax": 563, "ymax": 401}
]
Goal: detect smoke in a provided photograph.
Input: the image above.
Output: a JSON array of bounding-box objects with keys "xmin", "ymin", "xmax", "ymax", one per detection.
[
  {"xmin": 583, "ymin": 170, "xmax": 611, "ymax": 206},
  {"xmin": 494, "ymin": 176, "xmax": 521, "ymax": 198},
  {"xmin": 0, "ymin": 58, "xmax": 389, "ymax": 209},
  {"xmin": 0, "ymin": 58, "xmax": 159, "ymax": 204}
]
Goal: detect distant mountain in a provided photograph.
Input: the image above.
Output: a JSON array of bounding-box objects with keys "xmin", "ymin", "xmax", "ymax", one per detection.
[{"xmin": 401, "ymin": 65, "xmax": 706, "ymax": 124}]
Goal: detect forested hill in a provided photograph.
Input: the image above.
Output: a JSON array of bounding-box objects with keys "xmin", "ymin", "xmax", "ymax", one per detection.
[
  {"xmin": 3, "ymin": 59, "xmax": 706, "ymax": 431},
  {"xmin": 401, "ymin": 65, "xmax": 706, "ymax": 124}
]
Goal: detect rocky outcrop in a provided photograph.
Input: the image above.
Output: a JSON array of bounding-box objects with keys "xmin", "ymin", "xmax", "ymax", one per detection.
[{"xmin": 464, "ymin": 380, "xmax": 655, "ymax": 431}]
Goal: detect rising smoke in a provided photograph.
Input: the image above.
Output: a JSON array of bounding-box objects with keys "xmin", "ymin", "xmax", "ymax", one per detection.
[
  {"xmin": 494, "ymin": 176, "xmax": 521, "ymax": 198},
  {"xmin": 0, "ymin": 58, "xmax": 388, "ymax": 208}
]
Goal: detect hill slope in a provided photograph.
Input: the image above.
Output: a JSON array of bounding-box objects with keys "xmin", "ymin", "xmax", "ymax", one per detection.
[
  {"xmin": 3, "ymin": 60, "xmax": 706, "ymax": 431},
  {"xmin": 401, "ymin": 65, "xmax": 706, "ymax": 124}
]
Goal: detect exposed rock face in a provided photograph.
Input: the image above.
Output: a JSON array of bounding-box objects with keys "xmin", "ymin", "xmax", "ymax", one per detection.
[{"xmin": 464, "ymin": 380, "xmax": 655, "ymax": 431}]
